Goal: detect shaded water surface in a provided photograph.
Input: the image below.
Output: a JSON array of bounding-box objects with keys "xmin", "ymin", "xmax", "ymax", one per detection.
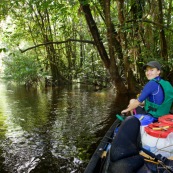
[{"xmin": 0, "ymin": 80, "xmax": 128, "ymax": 173}]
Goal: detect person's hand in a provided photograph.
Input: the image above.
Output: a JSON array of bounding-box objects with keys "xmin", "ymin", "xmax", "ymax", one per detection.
[
  {"xmin": 121, "ymin": 99, "xmax": 140, "ymax": 115},
  {"xmin": 121, "ymin": 109, "xmax": 129, "ymax": 115}
]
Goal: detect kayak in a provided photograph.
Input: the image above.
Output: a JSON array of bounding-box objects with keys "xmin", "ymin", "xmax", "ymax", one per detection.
[
  {"xmin": 84, "ymin": 116, "xmax": 173, "ymax": 173},
  {"xmin": 84, "ymin": 119, "xmax": 121, "ymax": 173}
]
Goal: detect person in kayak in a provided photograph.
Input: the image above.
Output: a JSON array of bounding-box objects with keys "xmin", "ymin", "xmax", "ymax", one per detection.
[{"xmin": 121, "ymin": 61, "xmax": 173, "ymax": 118}]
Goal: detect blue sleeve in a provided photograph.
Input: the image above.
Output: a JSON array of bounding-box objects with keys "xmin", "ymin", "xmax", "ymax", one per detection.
[{"xmin": 137, "ymin": 81, "xmax": 159, "ymax": 103}]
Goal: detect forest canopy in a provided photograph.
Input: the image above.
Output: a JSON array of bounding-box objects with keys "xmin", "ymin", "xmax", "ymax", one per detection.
[{"xmin": 0, "ymin": 0, "xmax": 173, "ymax": 94}]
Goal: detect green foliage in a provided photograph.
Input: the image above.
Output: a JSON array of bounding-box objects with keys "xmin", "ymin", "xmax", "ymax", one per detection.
[
  {"xmin": 1, "ymin": 0, "xmax": 173, "ymax": 90},
  {"xmin": 3, "ymin": 51, "xmax": 44, "ymax": 85},
  {"xmin": 77, "ymin": 49, "xmax": 109, "ymax": 86},
  {"xmin": 0, "ymin": 48, "xmax": 7, "ymax": 53}
]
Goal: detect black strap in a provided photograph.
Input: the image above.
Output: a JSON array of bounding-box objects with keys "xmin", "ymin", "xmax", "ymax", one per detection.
[{"xmin": 147, "ymin": 106, "xmax": 157, "ymax": 112}]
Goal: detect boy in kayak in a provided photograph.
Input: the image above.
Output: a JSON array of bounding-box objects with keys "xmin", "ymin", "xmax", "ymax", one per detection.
[{"xmin": 121, "ymin": 61, "xmax": 173, "ymax": 118}]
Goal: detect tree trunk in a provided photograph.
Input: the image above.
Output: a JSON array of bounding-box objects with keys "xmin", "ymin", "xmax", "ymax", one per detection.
[
  {"xmin": 79, "ymin": 0, "xmax": 127, "ymax": 93},
  {"xmin": 158, "ymin": 0, "xmax": 168, "ymax": 61},
  {"xmin": 45, "ymin": 44, "xmax": 70, "ymax": 85}
]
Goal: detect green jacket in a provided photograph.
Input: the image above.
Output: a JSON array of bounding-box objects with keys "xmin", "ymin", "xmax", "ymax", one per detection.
[{"xmin": 144, "ymin": 79, "xmax": 173, "ymax": 117}]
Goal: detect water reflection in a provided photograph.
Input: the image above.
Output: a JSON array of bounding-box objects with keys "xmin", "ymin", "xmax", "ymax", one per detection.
[{"xmin": 0, "ymin": 81, "xmax": 120, "ymax": 173}]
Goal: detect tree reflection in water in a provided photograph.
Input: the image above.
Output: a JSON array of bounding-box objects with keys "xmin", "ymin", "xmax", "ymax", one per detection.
[{"xmin": 0, "ymin": 81, "xmax": 128, "ymax": 173}]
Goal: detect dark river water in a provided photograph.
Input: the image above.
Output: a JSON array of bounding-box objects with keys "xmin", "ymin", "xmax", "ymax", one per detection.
[{"xmin": 0, "ymin": 80, "xmax": 128, "ymax": 173}]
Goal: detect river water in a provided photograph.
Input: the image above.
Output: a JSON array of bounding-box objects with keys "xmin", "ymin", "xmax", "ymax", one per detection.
[{"xmin": 0, "ymin": 80, "xmax": 128, "ymax": 173}]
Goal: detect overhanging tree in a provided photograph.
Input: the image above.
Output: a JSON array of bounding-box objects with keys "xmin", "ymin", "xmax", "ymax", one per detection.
[{"xmin": 1, "ymin": 0, "xmax": 173, "ymax": 93}]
